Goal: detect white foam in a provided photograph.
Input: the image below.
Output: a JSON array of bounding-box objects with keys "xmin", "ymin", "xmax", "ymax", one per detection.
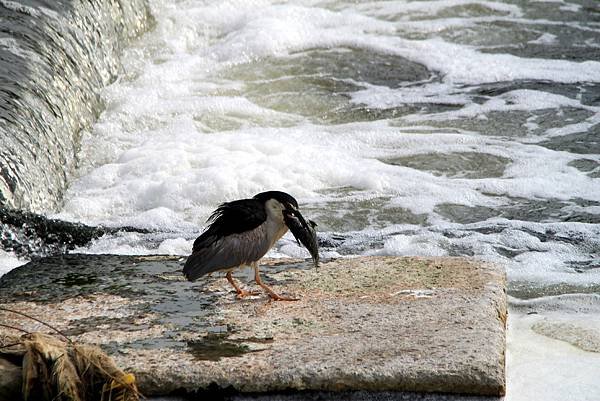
[
  {"xmin": 366, "ymin": 233, "xmax": 449, "ymax": 257},
  {"xmin": 377, "ymin": 38, "xmax": 600, "ymax": 85},
  {"xmin": 153, "ymin": 237, "xmax": 187, "ymax": 254},
  {"xmin": 63, "ymin": 123, "xmax": 535, "ymax": 227},
  {"xmin": 350, "ymin": 82, "xmax": 469, "ymax": 109},
  {"xmin": 529, "ymin": 32, "xmax": 558, "ymax": 45},
  {"xmin": 0, "ymin": 250, "xmax": 27, "ymax": 278},
  {"xmin": 61, "ymin": 112, "xmax": 600, "ymax": 286},
  {"xmin": 402, "ymin": 89, "xmax": 599, "ymax": 122},
  {"xmin": 74, "ymin": 232, "xmax": 156, "ymax": 255},
  {"xmin": 57, "ymin": 0, "xmax": 600, "ymax": 288},
  {"xmin": 116, "ymin": 1, "xmax": 600, "ymax": 94},
  {"xmin": 530, "ymin": 0, "xmax": 582, "ymax": 12},
  {"xmin": 370, "ymin": 219, "xmax": 600, "ymax": 288},
  {"xmin": 510, "ymin": 293, "xmax": 600, "ymax": 315},
  {"xmin": 507, "ymin": 307, "xmax": 600, "ymax": 401},
  {"xmin": 354, "ymin": 0, "xmax": 523, "ymax": 18},
  {"xmin": 542, "ymin": 112, "xmax": 600, "ymax": 139}
]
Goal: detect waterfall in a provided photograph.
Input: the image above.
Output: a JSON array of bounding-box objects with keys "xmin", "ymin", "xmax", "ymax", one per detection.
[{"xmin": 0, "ymin": 0, "xmax": 153, "ymax": 212}]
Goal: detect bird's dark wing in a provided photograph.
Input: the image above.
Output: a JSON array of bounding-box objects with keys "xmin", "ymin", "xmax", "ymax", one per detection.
[
  {"xmin": 184, "ymin": 198, "xmax": 267, "ymax": 281},
  {"xmin": 199, "ymin": 198, "xmax": 266, "ymax": 241}
]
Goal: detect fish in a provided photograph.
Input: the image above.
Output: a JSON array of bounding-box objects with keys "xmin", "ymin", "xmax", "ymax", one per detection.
[{"xmin": 284, "ymin": 210, "xmax": 319, "ymax": 268}]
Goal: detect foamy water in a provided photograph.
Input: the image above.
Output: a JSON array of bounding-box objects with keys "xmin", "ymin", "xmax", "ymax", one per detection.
[
  {"xmin": 52, "ymin": 0, "xmax": 600, "ymax": 285},
  {"xmin": 0, "ymin": 250, "xmax": 26, "ymax": 277},
  {"xmin": 5, "ymin": 0, "xmax": 600, "ymax": 399}
]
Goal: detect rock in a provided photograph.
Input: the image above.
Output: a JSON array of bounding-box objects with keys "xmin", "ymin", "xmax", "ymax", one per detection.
[
  {"xmin": 0, "ymin": 206, "xmax": 150, "ymax": 258},
  {"xmin": 0, "ymin": 255, "xmax": 506, "ymax": 398}
]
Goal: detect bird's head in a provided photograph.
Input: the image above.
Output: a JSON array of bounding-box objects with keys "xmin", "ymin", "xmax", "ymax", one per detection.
[
  {"xmin": 253, "ymin": 191, "xmax": 319, "ymax": 267},
  {"xmin": 254, "ymin": 191, "xmax": 299, "ymax": 218}
]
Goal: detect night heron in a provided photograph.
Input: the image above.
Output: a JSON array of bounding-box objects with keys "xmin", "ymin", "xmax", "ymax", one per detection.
[{"xmin": 183, "ymin": 191, "xmax": 319, "ymax": 301}]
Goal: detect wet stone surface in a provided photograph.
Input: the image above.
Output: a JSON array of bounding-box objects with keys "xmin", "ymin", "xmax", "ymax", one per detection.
[{"xmin": 0, "ymin": 255, "xmax": 506, "ymax": 398}]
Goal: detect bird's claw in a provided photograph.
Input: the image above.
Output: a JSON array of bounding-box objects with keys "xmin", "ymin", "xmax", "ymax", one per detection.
[
  {"xmin": 267, "ymin": 293, "xmax": 299, "ymax": 302},
  {"xmin": 235, "ymin": 289, "xmax": 261, "ymax": 299}
]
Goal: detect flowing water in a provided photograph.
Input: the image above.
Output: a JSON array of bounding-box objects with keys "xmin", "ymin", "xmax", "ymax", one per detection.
[
  {"xmin": 2, "ymin": 0, "xmax": 600, "ymax": 399},
  {"xmin": 0, "ymin": 0, "xmax": 151, "ymax": 211}
]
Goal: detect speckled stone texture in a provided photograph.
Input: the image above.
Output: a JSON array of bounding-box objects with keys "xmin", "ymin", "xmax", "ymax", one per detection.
[{"xmin": 0, "ymin": 255, "xmax": 506, "ymax": 398}]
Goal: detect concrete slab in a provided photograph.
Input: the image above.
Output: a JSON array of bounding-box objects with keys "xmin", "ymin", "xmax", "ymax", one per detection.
[{"xmin": 0, "ymin": 255, "xmax": 506, "ymax": 398}]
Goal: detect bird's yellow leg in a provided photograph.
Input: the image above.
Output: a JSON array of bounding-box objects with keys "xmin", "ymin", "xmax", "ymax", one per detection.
[
  {"xmin": 253, "ymin": 263, "xmax": 299, "ymax": 301},
  {"xmin": 226, "ymin": 271, "xmax": 260, "ymax": 299}
]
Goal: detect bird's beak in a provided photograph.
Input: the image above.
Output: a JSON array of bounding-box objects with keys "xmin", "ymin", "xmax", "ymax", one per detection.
[{"xmin": 283, "ymin": 207, "xmax": 319, "ymax": 268}]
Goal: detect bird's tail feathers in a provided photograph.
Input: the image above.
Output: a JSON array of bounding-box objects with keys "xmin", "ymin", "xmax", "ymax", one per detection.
[{"xmin": 183, "ymin": 252, "xmax": 208, "ymax": 281}]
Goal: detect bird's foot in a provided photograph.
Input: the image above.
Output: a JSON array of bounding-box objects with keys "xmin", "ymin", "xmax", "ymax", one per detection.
[
  {"xmin": 235, "ymin": 289, "xmax": 261, "ymax": 299},
  {"xmin": 253, "ymin": 266, "xmax": 299, "ymax": 301},
  {"xmin": 267, "ymin": 292, "xmax": 299, "ymax": 302}
]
